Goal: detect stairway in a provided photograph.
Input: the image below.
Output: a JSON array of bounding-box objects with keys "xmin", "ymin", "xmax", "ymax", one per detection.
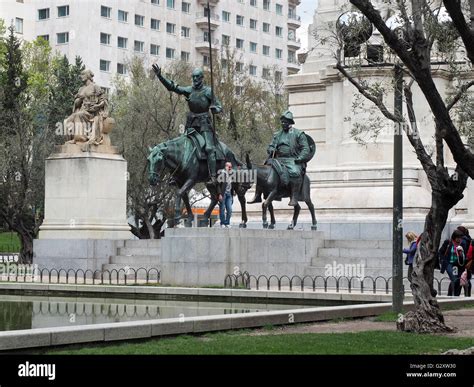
[
  {"xmin": 304, "ymin": 239, "xmax": 395, "ymax": 278},
  {"xmin": 102, "ymin": 239, "xmax": 161, "ymax": 279}
]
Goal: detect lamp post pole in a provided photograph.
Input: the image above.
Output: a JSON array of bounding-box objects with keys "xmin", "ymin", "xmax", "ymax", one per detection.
[{"xmin": 392, "ymin": 64, "xmax": 404, "ymax": 314}]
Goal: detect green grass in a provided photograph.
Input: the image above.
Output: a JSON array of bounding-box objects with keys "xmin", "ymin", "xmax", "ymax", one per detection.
[
  {"xmin": 374, "ymin": 302, "xmax": 474, "ymax": 322},
  {"xmin": 0, "ymin": 232, "xmax": 20, "ymax": 252},
  {"xmin": 42, "ymin": 330, "xmax": 474, "ymax": 355},
  {"xmin": 374, "ymin": 311, "xmax": 400, "ymax": 322}
]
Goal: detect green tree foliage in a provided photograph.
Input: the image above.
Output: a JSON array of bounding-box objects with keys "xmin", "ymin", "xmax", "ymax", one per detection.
[
  {"xmin": 48, "ymin": 55, "xmax": 84, "ymax": 143},
  {"xmin": 0, "ymin": 27, "xmax": 86, "ymax": 262},
  {"xmin": 212, "ymin": 48, "xmax": 288, "ymax": 164},
  {"xmin": 111, "ymin": 57, "xmax": 192, "ymax": 238},
  {"xmin": 111, "ymin": 54, "xmax": 287, "ymax": 237}
]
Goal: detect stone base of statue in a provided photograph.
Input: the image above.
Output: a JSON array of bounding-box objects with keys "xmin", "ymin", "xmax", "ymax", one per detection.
[
  {"xmin": 38, "ymin": 144, "xmax": 131, "ymax": 239},
  {"xmin": 159, "ymin": 228, "xmax": 326, "ymax": 287},
  {"xmin": 34, "ymin": 145, "xmax": 133, "ymax": 270}
]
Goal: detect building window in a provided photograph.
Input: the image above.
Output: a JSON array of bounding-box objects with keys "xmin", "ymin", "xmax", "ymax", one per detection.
[
  {"xmin": 275, "ymin": 48, "xmax": 283, "ymax": 59},
  {"xmin": 236, "ymin": 62, "xmax": 244, "ymax": 72},
  {"xmin": 118, "ymin": 10, "xmax": 128, "ymax": 22},
  {"xmin": 222, "ymin": 34, "xmax": 230, "ymax": 46},
  {"xmin": 37, "ymin": 34, "xmax": 49, "ymax": 41},
  {"xmin": 166, "ymin": 23, "xmax": 176, "ymax": 34},
  {"xmin": 275, "ymin": 71, "xmax": 282, "ymax": 82},
  {"xmin": 236, "ymin": 15, "xmax": 244, "ymax": 26},
  {"xmin": 275, "ymin": 26, "xmax": 283, "ymax": 37},
  {"xmin": 250, "ymin": 19, "xmax": 257, "ymax": 30},
  {"xmin": 135, "ymin": 14, "xmax": 144, "ymax": 27},
  {"xmin": 100, "ymin": 33, "xmax": 111, "ymax": 45},
  {"xmin": 288, "ymin": 6, "xmax": 296, "ymax": 18},
  {"xmin": 181, "ymin": 51, "xmax": 190, "ymax": 62},
  {"xmin": 150, "ymin": 44, "xmax": 160, "ymax": 56},
  {"xmin": 236, "ymin": 38, "xmax": 244, "ymax": 50},
  {"xmin": 117, "ymin": 63, "xmax": 127, "ymax": 75},
  {"xmin": 250, "ymin": 0, "xmax": 257, "ymax": 6},
  {"xmin": 235, "ymin": 86, "xmax": 243, "ymax": 96},
  {"xmin": 263, "ymin": 45, "xmax": 270, "ymax": 56},
  {"xmin": 57, "ymin": 5, "xmax": 69, "ymax": 18},
  {"xmin": 38, "ymin": 8, "xmax": 50, "ymax": 20},
  {"xmin": 167, "ymin": 0, "xmax": 175, "ymax": 9},
  {"xmin": 263, "ymin": 22, "xmax": 270, "ymax": 33},
  {"xmin": 118, "ymin": 36, "xmax": 127, "ymax": 49},
  {"xmin": 288, "ymin": 50, "xmax": 296, "ymax": 63},
  {"xmin": 262, "ymin": 67, "xmax": 271, "ymax": 79},
  {"xmin": 222, "ymin": 11, "xmax": 230, "ymax": 22},
  {"xmin": 203, "ymin": 55, "xmax": 210, "ymax": 66},
  {"xmin": 101, "ymin": 6, "xmax": 111, "ymax": 18},
  {"xmin": 181, "ymin": 26, "xmax": 190, "ymax": 38},
  {"xmin": 57, "ymin": 32, "xmax": 69, "ymax": 44},
  {"xmin": 15, "ymin": 18, "xmax": 23, "ymax": 34},
  {"xmin": 276, "ymin": 3, "xmax": 283, "ymax": 15},
  {"xmin": 181, "ymin": 2, "xmax": 190, "ymax": 13},
  {"xmin": 134, "ymin": 40, "xmax": 144, "ymax": 52},
  {"xmin": 263, "ymin": 0, "xmax": 270, "ymax": 11},
  {"xmin": 151, "ymin": 0, "xmax": 159, "ymax": 5},
  {"xmin": 221, "ymin": 59, "xmax": 228, "ymax": 70},
  {"xmin": 250, "ymin": 42, "xmax": 257, "ymax": 53},
  {"xmin": 100, "ymin": 59, "xmax": 111, "ymax": 72},
  {"xmin": 166, "ymin": 47, "xmax": 175, "ymax": 59},
  {"xmin": 249, "ymin": 65, "xmax": 257, "ymax": 76},
  {"xmin": 151, "ymin": 18, "xmax": 160, "ymax": 30}
]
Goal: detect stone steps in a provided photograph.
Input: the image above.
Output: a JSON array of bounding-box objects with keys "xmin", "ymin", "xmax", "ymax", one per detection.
[
  {"xmin": 316, "ymin": 247, "xmax": 393, "ymax": 259},
  {"xmin": 110, "ymin": 255, "xmax": 160, "ymax": 265},
  {"xmin": 323, "ymin": 239, "xmax": 392, "ymax": 249},
  {"xmin": 124, "ymin": 239, "xmax": 161, "ymax": 248},
  {"xmin": 117, "ymin": 247, "xmax": 161, "ymax": 256},
  {"xmin": 102, "ymin": 239, "xmax": 162, "ymax": 278}
]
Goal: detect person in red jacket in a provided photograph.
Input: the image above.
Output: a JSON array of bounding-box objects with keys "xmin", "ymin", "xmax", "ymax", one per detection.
[{"xmin": 463, "ymin": 240, "xmax": 473, "ymax": 297}]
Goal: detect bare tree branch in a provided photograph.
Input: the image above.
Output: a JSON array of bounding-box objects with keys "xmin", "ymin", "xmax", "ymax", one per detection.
[
  {"xmin": 447, "ymin": 80, "xmax": 474, "ymax": 111},
  {"xmin": 350, "ymin": 0, "xmax": 474, "ymax": 179},
  {"xmin": 336, "ymin": 62, "xmax": 399, "ymax": 122},
  {"xmin": 443, "ymin": 0, "xmax": 474, "ymax": 65}
]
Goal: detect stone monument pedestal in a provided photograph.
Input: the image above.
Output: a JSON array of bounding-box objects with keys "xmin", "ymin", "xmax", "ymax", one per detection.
[
  {"xmin": 38, "ymin": 145, "xmax": 131, "ymax": 239},
  {"xmin": 34, "ymin": 144, "xmax": 132, "ymax": 270},
  {"xmin": 160, "ymin": 228, "xmax": 325, "ymax": 287}
]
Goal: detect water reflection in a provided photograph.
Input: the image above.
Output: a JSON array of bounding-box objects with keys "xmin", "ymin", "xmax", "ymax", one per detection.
[
  {"xmin": 0, "ymin": 301, "xmax": 33, "ymax": 331},
  {"xmin": 0, "ymin": 296, "xmax": 307, "ymax": 332}
]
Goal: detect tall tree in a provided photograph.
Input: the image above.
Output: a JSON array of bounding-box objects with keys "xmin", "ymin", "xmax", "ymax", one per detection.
[
  {"xmin": 314, "ymin": 1, "xmax": 473, "ymax": 332},
  {"xmin": 0, "ymin": 28, "xmax": 86, "ymax": 262},
  {"xmin": 48, "ymin": 54, "xmax": 84, "ymax": 143}
]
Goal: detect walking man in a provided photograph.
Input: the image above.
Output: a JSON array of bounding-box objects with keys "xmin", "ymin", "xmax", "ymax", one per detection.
[{"xmin": 218, "ymin": 162, "xmax": 234, "ymax": 228}]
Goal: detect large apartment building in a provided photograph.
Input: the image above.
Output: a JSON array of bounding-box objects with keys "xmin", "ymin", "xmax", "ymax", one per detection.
[{"xmin": 1, "ymin": 0, "xmax": 301, "ymax": 88}]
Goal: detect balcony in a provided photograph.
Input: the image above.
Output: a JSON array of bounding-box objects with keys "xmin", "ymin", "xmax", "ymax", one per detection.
[
  {"xmin": 195, "ymin": 37, "xmax": 220, "ymax": 53},
  {"xmin": 287, "ymin": 14, "xmax": 301, "ymax": 28},
  {"xmin": 287, "ymin": 58, "xmax": 300, "ymax": 74},
  {"xmin": 198, "ymin": 0, "xmax": 219, "ymax": 5},
  {"xmin": 288, "ymin": 0, "xmax": 301, "ymax": 6},
  {"xmin": 287, "ymin": 37, "xmax": 301, "ymax": 50},
  {"xmin": 195, "ymin": 12, "xmax": 220, "ymax": 30}
]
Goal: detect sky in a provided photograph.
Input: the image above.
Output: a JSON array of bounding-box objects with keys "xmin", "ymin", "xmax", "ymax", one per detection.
[{"xmin": 296, "ymin": 0, "xmax": 318, "ymax": 51}]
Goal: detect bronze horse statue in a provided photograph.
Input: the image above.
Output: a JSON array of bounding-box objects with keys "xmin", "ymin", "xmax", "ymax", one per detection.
[
  {"xmin": 148, "ymin": 135, "xmax": 317, "ymax": 230},
  {"xmin": 247, "ymin": 161, "xmax": 318, "ymax": 230},
  {"xmin": 148, "ymin": 134, "xmax": 252, "ymax": 227}
]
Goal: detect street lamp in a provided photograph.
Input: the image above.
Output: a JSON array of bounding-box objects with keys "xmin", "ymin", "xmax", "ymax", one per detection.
[{"xmin": 337, "ymin": 10, "xmax": 404, "ymax": 313}]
